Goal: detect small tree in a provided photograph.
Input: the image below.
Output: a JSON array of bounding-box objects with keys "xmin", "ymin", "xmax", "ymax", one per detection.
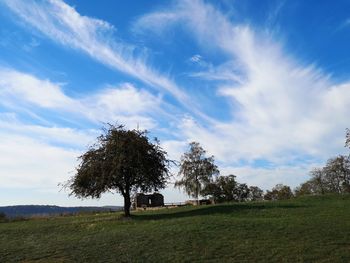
[
  {"xmin": 201, "ymin": 181, "xmax": 222, "ymax": 203},
  {"xmin": 263, "ymin": 190, "xmax": 275, "ymax": 201},
  {"xmin": 248, "ymin": 186, "xmax": 264, "ymax": 201},
  {"xmin": 234, "ymin": 183, "xmax": 250, "ymax": 202},
  {"xmin": 264, "ymin": 184, "xmax": 293, "ymax": 200},
  {"xmin": 175, "ymin": 142, "xmax": 219, "ymax": 204},
  {"xmin": 346, "ymin": 128, "xmax": 350, "ymax": 149},
  {"xmin": 275, "ymin": 184, "xmax": 293, "ymax": 200},
  {"xmin": 202, "ymin": 175, "xmax": 251, "ymax": 203},
  {"xmin": 309, "ymin": 168, "xmax": 326, "ymax": 194},
  {"xmin": 294, "ymin": 181, "xmax": 313, "ymax": 197},
  {"xmin": 202, "ymin": 175, "xmax": 237, "ymax": 203},
  {"xmin": 66, "ymin": 124, "xmax": 171, "ymax": 217}
]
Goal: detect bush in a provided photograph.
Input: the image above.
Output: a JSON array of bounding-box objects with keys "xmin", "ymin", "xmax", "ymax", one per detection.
[{"xmin": 0, "ymin": 212, "xmax": 7, "ymax": 223}]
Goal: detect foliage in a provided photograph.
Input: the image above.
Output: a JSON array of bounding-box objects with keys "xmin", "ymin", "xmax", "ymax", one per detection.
[
  {"xmin": 66, "ymin": 124, "xmax": 171, "ymax": 216},
  {"xmin": 248, "ymin": 186, "xmax": 264, "ymax": 201},
  {"xmin": 202, "ymin": 175, "xmax": 237, "ymax": 203},
  {"xmin": 175, "ymin": 142, "xmax": 219, "ymax": 202},
  {"xmin": 322, "ymin": 156, "xmax": 350, "ymax": 193},
  {"xmin": 2, "ymin": 195, "xmax": 350, "ymax": 262},
  {"xmin": 346, "ymin": 128, "xmax": 350, "ymax": 149},
  {"xmin": 297, "ymin": 155, "xmax": 350, "ymax": 196},
  {"xmin": 234, "ymin": 183, "xmax": 250, "ymax": 202},
  {"xmin": 264, "ymin": 184, "xmax": 293, "ymax": 200},
  {"xmin": 202, "ymin": 175, "xmax": 252, "ymax": 203},
  {"xmin": 294, "ymin": 180, "xmax": 314, "ymax": 197}
]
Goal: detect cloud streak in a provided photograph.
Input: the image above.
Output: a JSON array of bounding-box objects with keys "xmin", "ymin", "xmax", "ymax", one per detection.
[
  {"xmin": 2, "ymin": 0, "xmax": 189, "ymax": 105},
  {"xmin": 0, "ymin": 67, "xmax": 162, "ymax": 129},
  {"xmin": 135, "ymin": 0, "xmax": 350, "ymax": 185},
  {"xmin": 1, "ymin": 0, "xmax": 350, "ymax": 197}
]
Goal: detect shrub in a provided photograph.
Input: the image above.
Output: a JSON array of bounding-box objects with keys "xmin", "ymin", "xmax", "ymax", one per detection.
[{"xmin": 0, "ymin": 212, "xmax": 7, "ymax": 223}]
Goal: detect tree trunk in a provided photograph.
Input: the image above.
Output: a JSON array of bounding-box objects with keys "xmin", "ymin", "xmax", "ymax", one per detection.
[
  {"xmin": 196, "ymin": 182, "xmax": 199, "ymax": 206},
  {"xmin": 123, "ymin": 193, "xmax": 131, "ymax": 217}
]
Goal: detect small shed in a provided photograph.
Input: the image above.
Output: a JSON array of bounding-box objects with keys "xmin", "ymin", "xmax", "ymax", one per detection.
[{"xmin": 134, "ymin": 193, "xmax": 164, "ymax": 208}]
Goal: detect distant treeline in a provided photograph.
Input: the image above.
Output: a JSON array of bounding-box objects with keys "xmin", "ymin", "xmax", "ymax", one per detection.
[
  {"xmin": 191, "ymin": 129, "xmax": 350, "ymax": 203},
  {"xmin": 197, "ymin": 155, "xmax": 350, "ymax": 203},
  {"xmin": 0, "ymin": 205, "xmax": 122, "ymax": 220}
]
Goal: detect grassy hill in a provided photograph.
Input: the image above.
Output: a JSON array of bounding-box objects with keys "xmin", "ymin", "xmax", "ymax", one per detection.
[{"xmin": 1, "ymin": 195, "xmax": 350, "ymax": 262}]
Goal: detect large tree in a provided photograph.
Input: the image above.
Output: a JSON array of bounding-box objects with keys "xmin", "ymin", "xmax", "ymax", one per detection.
[
  {"xmin": 323, "ymin": 156, "xmax": 350, "ymax": 193},
  {"xmin": 175, "ymin": 142, "xmax": 219, "ymax": 204},
  {"xmin": 66, "ymin": 124, "xmax": 171, "ymax": 217}
]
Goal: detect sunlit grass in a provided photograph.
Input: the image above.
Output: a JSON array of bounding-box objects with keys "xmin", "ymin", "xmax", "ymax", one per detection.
[{"xmin": 1, "ymin": 195, "xmax": 350, "ymax": 262}]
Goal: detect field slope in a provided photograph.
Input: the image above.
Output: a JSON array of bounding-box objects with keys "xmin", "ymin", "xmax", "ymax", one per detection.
[{"xmin": 1, "ymin": 195, "xmax": 350, "ymax": 262}]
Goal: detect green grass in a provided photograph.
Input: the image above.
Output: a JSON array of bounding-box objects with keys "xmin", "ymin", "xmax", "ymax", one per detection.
[{"xmin": 1, "ymin": 195, "xmax": 350, "ymax": 262}]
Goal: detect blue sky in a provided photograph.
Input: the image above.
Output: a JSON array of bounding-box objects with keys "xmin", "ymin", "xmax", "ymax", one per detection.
[{"xmin": 0, "ymin": 0, "xmax": 349, "ymax": 206}]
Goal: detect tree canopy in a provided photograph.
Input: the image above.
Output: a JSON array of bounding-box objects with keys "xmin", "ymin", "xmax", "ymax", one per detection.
[
  {"xmin": 175, "ymin": 142, "xmax": 219, "ymax": 203},
  {"xmin": 296, "ymin": 155, "xmax": 350, "ymax": 196},
  {"xmin": 66, "ymin": 124, "xmax": 171, "ymax": 217},
  {"xmin": 202, "ymin": 175, "xmax": 255, "ymax": 203},
  {"xmin": 264, "ymin": 184, "xmax": 293, "ymax": 201}
]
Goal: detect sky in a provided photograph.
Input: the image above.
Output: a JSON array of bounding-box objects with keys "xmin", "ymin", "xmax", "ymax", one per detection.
[{"xmin": 0, "ymin": 0, "xmax": 350, "ymax": 206}]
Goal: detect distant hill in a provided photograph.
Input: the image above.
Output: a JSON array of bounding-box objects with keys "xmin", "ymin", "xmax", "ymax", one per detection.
[{"xmin": 0, "ymin": 205, "xmax": 122, "ymax": 218}]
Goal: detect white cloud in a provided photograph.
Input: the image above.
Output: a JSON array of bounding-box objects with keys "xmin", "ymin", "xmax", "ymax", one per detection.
[
  {"xmin": 0, "ymin": 115, "xmax": 96, "ymax": 148},
  {"xmin": 1, "ymin": 0, "xmax": 349, "ymax": 197},
  {"xmin": 189, "ymin": 54, "xmax": 202, "ymax": 63},
  {"xmin": 189, "ymin": 61, "xmax": 244, "ymax": 83},
  {"xmin": 220, "ymin": 165, "xmax": 312, "ymax": 190},
  {"xmin": 0, "ymin": 68, "xmax": 161, "ymax": 129},
  {"xmin": 133, "ymin": 11, "xmax": 181, "ymax": 36},
  {"xmin": 0, "ymin": 129, "xmax": 133, "ymax": 206},
  {"xmin": 84, "ymin": 83, "xmax": 161, "ymax": 128},
  {"xmin": 135, "ymin": 0, "xmax": 350, "ymax": 184},
  {"xmin": 2, "ymin": 0, "xmax": 190, "ymax": 105},
  {"xmin": 0, "ymin": 132, "xmax": 78, "ymax": 189},
  {"xmin": 161, "ymin": 140, "xmax": 187, "ymax": 162},
  {"xmin": 0, "ymin": 67, "xmax": 75, "ymax": 109},
  {"xmin": 0, "ymin": 67, "xmax": 169, "ymax": 200}
]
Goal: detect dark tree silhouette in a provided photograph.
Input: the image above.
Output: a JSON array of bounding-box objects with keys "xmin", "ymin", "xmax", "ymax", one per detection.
[{"xmin": 66, "ymin": 124, "xmax": 171, "ymax": 217}]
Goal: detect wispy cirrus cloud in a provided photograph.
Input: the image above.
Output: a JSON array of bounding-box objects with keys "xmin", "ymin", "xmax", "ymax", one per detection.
[
  {"xmin": 1, "ymin": 0, "xmax": 190, "ymax": 105},
  {"xmin": 135, "ymin": 0, "xmax": 350, "ymax": 187},
  {"xmin": 2, "ymin": 0, "xmax": 350, "ymax": 196}
]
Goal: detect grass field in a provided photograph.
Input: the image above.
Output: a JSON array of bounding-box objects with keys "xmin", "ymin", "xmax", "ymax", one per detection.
[{"xmin": 1, "ymin": 195, "xmax": 350, "ymax": 262}]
